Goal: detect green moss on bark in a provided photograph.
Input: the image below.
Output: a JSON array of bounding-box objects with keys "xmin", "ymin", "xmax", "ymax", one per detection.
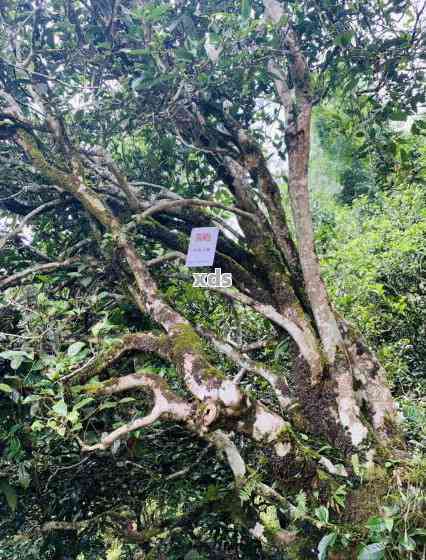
[
  {"xmin": 167, "ymin": 323, "xmax": 203, "ymax": 360},
  {"xmin": 164, "ymin": 324, "xmax": 225, "ymax": 382}
]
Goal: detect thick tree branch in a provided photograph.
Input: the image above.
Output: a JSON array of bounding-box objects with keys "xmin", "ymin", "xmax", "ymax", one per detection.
[
  {"xmin": 207, "ymin": 430, "xmax": 246, "ymax": 483},
  {"xmin": 208, "ymin": 286, "xmax": 322, "ymax": 380},
  {"xmin": 263, "ymin": 2, "xmax": 344, "ymax": 362},
  {"xmin": 79, "ymin": 372, "xmax": 194, "ymax": 452},
  {"xmin": 221, "ymin": 117, "xmax": 302, "ymax": 279}
]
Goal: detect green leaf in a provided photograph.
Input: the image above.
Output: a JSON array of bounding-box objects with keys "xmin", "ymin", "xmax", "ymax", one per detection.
[
  {"xmin": 73, "ymin": 397, "xmax": 94, "ymax": 411},
  {"xmin": 336, "ymin": 31, "xmax": 354, "ymax": 46},
  {"xmin": 366, "ymin": 516, "xmax": 386, "ymax": 533},
  {"xmin": 18, "ymin": 464, "xmax": 31, "ymax": 489},
  {"xmin": 411, "ymin": 529, "xmax": 426, "ymax": 538},
  {"xmin": 351, "ymin": 454, "xmax": 361, "ymax": 476},
  {"xmin": 0, "ymin": 383, "xmax": 13, "ymax": 393},
  {"xmin": 318, "ymin": 532, "xmax": 337, "ymax": 560},
  {"xmin": 400, "ymin": 533, "xmax": 416, "ymax": 551},
  {"xmin": 81, "ymin": 378, "xmax": 103, "ymax": 393},
  {"xmin": 358, "ymin": 543, "xmax": 385, "ymax": 560},
  {"xmin": 293, "ymin": 490, "xmax": 307, "ymax": 520},
  {"xmin": 91, "ymin": 320, "xmax": 114, "ymax": 337},
  {"xmin": 99, "ymin": 401, "xmax": 117, "ymax": 410},
  {"xmin": 0, "ymin": 350, "xmax": 33, "ymax": 370},
  {"xmin": 241, "ymin": 0, "xmax": 251, "ymax": 19},
  {"xmin": 52, "ymin": 399, "xmax": 68, "ymax": 417},
  {"xmin": 140, "ymin": 4, "xmax": 170, "ymax": 21},
  {"xmin": 67, "ymin": 409, "xmax": 79, "ymax": 425},
  {"xmin": 131, "ymin": 76, "xmax": 145, "ymax": 91},
  {"xmin": 22, "ymin": 394, "xmax": 40, "ymax": 404},
  {"xmin": 0, "ymin": 480, "xmax": 17, "ymax": 512},
  {"xmin": 67, "ymin": 341, "xmax": 86, "ymax": 357},
  {"xmin": 11, "ymin": 356, "xmax": 24, "ymax": 370},
  {"xmin": 120, "ymin": 48, "xmax": 150, "ymax": 56},
  {"xmin": 389, "ymin": 111, "xmax": 408, "ymax": 121},
  {"xmin": 31, "ymin": 420, "xmax": 44, "ymax": 432},
  {"xmin": 80, "ymin": 277, "xmax": 92, "ymax": 288},
  {"xmin": 315, "ymin": 506, "xmax": 329, "ymax": 525},
  {"xmin": 383, "ymin": 518, "xmax": 393, "ymax": 532}
]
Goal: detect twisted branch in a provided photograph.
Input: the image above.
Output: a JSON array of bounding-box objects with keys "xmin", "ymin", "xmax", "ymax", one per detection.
[
  {"xmin": 78, "ymin": 372, "xmax": 194, "ymax": 452},
  {"xmin": 196, "ymin": 325, "xmax": 292, "ymax": 409}
]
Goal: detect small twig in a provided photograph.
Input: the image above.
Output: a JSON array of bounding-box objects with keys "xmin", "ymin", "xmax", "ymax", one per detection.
[
  {"xmin": 59, "ymin": 355, "xmax": 97, "ymax": 383},
  {"xmin": 233, "ymin": 367, "xmax": 247, "ymax": 384},
  {"xmin": 0, "ymin": 257, "xmax": 79, "ymax": 289},
  {"xmin": 240, "ymin": 339, "xmax": 277, "ymax": 353},
  {"xmin": 131, "ymin": 181, "xmax": 182, "ymax": 198},
  {"xmin": 0, "ymin": 331, "xmax": 34, "ymax": 339},
  {"xmin": 0, "ymin": 57, "xmax": 100, "ymax": 91},
  {"xmin": 20, "ymin": 244, "xmax": 51, "ymax": 263},
  {"xmin": 44, "ymin": 457, "xmax": 90, "ymax": 491},
  {"xmin": 166, "ymin": 444, "xmax": 212, "ymax": 480},
  {"xmin": 41, "ymin": 520, "xmax": 89, "ymax": 533},
  {"xmin": 0, "ymin": 188, "xmax": 26, "ymax": 201},
  {"xmin": 66, "ymin": 239, "xmax": 92, "ymax": 256},
  {"xmin": 175, "ymin": 130, "xmax": 228, "ymax": 155},
  {"xmin": 0, "ymin": 198, "xmax": 63, "ymax": 252}
]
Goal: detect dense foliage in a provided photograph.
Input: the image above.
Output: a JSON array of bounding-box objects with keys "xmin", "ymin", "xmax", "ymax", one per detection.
[{"xmin": 0, "ymin": 0, "xmax": 425, "ymax": 559}]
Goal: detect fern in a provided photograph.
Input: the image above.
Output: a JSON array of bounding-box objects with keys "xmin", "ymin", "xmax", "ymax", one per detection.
[{"xmin": 293, "ymin": 490, "xmax": 307, "ymax": 520}]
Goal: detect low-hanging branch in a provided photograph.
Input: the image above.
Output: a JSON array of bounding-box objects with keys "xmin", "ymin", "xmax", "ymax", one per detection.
[
  {"xmin": 207, "ymin": 429, "xmax": 298, "ymax": 548},
  {"xmin": 78, "ymin": 372, "xmax": 195, "ymax": 452}
]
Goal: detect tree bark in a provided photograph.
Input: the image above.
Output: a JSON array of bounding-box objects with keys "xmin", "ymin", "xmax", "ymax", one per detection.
[{"xmin": 265, "ymin": 8, "xmax": 398, "ymax": 448}]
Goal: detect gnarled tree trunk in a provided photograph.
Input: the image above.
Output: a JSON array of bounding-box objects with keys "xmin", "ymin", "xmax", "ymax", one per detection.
[{"xmin": 0, "ymin": 2, "xmax": 402, "ymax": 553}]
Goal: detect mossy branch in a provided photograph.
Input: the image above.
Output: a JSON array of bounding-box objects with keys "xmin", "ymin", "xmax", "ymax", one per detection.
[{"xmin": 61, "ymin": 332, "xmax": 167, "ymax": 384}]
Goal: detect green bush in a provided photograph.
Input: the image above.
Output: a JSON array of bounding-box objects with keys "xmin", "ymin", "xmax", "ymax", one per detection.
[{"xmin": 320, "ymin": 185, "xmax": 426, "ymax": 394}]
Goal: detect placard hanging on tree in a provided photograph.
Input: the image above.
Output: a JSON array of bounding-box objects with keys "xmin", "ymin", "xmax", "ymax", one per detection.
[{"xmin": 185, "ymin": 227, "xmax": 219, "ymax": 267}]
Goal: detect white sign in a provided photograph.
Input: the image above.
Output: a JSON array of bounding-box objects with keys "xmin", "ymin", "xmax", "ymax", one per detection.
[{"xmin": 185, "ymin": 227, "xmax": 219, "ymax": 268}]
